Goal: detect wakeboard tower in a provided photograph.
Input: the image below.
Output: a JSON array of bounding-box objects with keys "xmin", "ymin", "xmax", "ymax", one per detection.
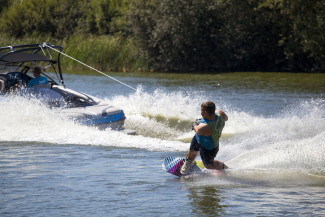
[{"xmin": 0, "ymin": 43, "xmax": 136, "ymax": 134}]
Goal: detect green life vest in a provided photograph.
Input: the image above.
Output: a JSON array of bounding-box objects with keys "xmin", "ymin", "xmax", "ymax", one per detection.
[{"xmin": 195, "ymin": 114, "xmax": 225, "ymax": 150}]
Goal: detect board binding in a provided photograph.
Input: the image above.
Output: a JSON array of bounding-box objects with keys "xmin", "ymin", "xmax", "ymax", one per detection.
[{"xmin": 162, "ymin": 156, "xmax": 204, "ymax": 177}]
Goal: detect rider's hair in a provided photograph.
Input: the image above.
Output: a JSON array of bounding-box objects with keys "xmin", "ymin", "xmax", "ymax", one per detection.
[
  {"xmin": 201, "ymin": 101, "xmax": 215, "ymax": 116},
  {"xmin": 33, "ymin": 67, "xmax": 41, "ymax": 75}
]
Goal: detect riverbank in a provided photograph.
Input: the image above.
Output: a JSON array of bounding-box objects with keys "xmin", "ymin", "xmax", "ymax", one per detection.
[
  {"xmin": 1, "ymin": 0, "xmax": 324, "ymax": 72},
  {"xmin": 1, "ymin": 35, "xmax": 324, "ymax": 74},
  {"xmin": 0, "ymin": 34, "xmax": 149, "ymax": 73}
]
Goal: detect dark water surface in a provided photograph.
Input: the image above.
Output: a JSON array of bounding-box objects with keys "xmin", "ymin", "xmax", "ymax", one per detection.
[{"xmin": 1, "ymin": 72, "xmax": 325, "ymax": 216}]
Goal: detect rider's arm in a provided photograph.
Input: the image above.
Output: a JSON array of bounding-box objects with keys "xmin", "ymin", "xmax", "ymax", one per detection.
[
  {"xmin": 193, "ymin": 123, "xmax": 212, "ymax": 136},
  {"xmin": 217, "ymin": 110, "xmax": 228, "ymax": 121}
]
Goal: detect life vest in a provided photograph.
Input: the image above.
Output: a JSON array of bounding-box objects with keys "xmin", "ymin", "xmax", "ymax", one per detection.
[
  {"xmin": 195, "ymin": 113, "xmax": 225, "ymax": 150},
  {"xmin": 28, "ymin": 76, "xmax": 48, "ymax": 87}
]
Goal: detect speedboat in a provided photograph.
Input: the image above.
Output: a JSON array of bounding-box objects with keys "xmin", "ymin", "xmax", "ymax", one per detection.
[{"xmin": 0, "ymin": 43, "xmax": 134, "ymax": 133}]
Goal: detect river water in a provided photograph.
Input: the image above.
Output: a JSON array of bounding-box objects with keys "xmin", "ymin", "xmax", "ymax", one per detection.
[{"xmin": 1, "ymin": 72, "xmax": 325, "ymax": 216}]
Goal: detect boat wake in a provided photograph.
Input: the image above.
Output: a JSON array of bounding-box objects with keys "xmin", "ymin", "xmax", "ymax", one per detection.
[
  {"xmin": 109, "ymin": 91, "xmax": 325, "ymax": 181},
  {"xmin": 0, "ymin": 94, "xmax": 189, "ymax": 151},
  {"xmin": 1, "ymin": 89, "xmax": 324, "ymax": 181}
]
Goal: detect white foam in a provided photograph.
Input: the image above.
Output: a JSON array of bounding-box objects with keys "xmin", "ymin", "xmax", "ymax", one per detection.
[
  {"xmin": 222, "ymin": 99, "xmax": 325, "ymax": 174},
  {"xmin": 1, "ymin": 91, "xmax": 324, "ymax": 174},
  {"xmin": 0, "ymin": 95, "xmax": 188, "ymax": 152}
]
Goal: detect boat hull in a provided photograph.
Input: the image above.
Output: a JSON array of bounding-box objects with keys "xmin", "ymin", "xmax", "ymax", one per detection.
[{"xmin": 59, "ymin": 103, "xmax": 126, "ymax": 130}]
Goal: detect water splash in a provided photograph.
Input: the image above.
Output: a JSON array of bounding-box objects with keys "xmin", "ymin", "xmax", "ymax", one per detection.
[
  {"xmin": 106, "ymin": 86, "xmax": 227, "ymax": 139},
  {"xmin": 0, "ymin": 95, "xmax": 188, "ymax": 151},
  {"xmin": 1, "ymin": 91, "xmax": 324, "ymax": 175},
  {"xmin": 223, "ymin": 99, "xmax": 325, "ymax": 175}
]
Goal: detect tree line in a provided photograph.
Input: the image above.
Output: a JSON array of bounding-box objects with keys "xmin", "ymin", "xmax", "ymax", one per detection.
[{"xmin": 0, "ymin": 0, "xmax": 324, "ymax": 72}]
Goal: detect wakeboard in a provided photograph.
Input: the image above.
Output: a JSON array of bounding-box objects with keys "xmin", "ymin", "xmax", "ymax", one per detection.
[{"xmin": 162, "ymin": 156, "xmax": 205, "ymax": 177}]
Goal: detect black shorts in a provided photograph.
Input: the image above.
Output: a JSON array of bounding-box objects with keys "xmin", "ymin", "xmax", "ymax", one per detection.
[{"xmin": 190, "ymin": 135, "xmax": 219, "ymax": 167}]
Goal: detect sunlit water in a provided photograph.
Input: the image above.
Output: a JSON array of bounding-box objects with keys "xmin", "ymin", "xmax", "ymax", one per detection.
[{"xmin": 1, "ymin": 72, "xmax": 325, "ymax": 216}]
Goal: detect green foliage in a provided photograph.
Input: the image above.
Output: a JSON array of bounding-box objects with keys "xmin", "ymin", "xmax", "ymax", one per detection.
[
  {"xmin": 0, "ymin": 33, "xmax": 148, "ymax": 72},
  {"xmin": 0, "ymin": 0, "xmax": 324, "ymax": 72},
  {"xmin": 0, "ymin": 0, "xmax": 12, "ymax": 14},
  {"xmin": 257, "ymin": 0, "xmax": 325, "ymax": 70},
  {"xmin": 0, "ymin": 0, "xmax": 129, "ymax": 38},
  {"xmin": 128, "ymin": 0, "xmax": 324, "ymax": 72},
  {"xmin": 219, "ymin": 0, "xmax": 288, "ymax": 71},
  {"xmin": 283, "ymin": 0, "xmax": 325, "ymax": 70},
  {"xmin": 81, "ymin": 0, "xmax": 128, "ymax": 35},
  {"xmin": 128, "ymin": 0, "xmax": 226, "ymax": 71},
  {"xmin": 0, "ymin": 0, "xmax": 84, "ymax": 38},
  {"xmin": 62, "ymin": 34, "xmax": 148, "ymax": 72}
]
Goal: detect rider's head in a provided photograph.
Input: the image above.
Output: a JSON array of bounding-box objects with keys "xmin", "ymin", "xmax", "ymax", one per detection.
[
  {"xmin": 33, "ymin": 67, "xmax": 41, "ymax": 77},
  {"xmin": 201, "ymin": 101, "xmax": 216, "ymax": 117}
]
